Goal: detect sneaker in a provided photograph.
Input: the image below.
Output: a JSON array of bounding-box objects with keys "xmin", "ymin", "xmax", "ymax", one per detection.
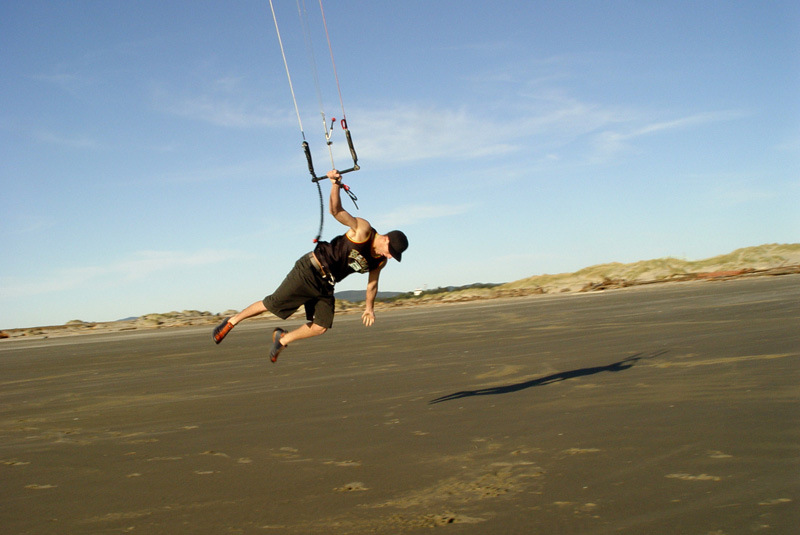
[
  {"xmin": 270, "ymin": 328, "xmax": 287, "ymax": 363},
  {"xmin": 212, "ymin": 318, "xmax": 234, "ymax": 344}
]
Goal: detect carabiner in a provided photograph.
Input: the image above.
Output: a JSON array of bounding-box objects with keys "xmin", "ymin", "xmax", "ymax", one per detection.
[{"xmin": 324, "ymin": 116, "xmax": 337, "ymax": 145}]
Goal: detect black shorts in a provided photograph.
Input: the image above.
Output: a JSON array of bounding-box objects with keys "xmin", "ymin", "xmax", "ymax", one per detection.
[{"xmin": 263, "ymin": 254, "xmax": 335, "ymax": 329}]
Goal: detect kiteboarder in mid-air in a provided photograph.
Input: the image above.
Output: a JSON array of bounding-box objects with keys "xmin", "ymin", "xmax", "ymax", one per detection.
[
  {"xmin": 212, "ymin": 169, "xmax": 408, "ymax": 363},
  {"xmin": 216, "ymin": 3, "xmax": 407, "ymax": 361}
]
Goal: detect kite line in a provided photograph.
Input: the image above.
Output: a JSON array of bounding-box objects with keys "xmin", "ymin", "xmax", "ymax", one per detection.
[{"xmin": 268, "ymin": 0, "xmax": 359, "ymax": 242}]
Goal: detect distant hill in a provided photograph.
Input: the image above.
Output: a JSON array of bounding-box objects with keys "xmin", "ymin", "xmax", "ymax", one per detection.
[
  {"xmin": 500, "ymin": 243, "xmax": 800, "ymax": 293},
  {"xmin": 3, "ymin": 243, "xmax": 797, "ymax": 338},
  {"xmin": 383, "ymin": 243, "xmax": 800, "ymax": 305},
  {"xmin": 337, "ymin": 283, "xmax": 504, "ymax": 304},
  {"xmin": 343, "ymin": 244, "xmax": 800, "ymax": 305},
  {"xmin": 335, "ymin": 290, "xmax": 403, "ymax": 302}
]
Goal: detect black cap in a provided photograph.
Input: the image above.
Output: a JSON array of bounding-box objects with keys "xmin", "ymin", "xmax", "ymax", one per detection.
[{"xmin": 386, "ymin": 230, "xmax": 408, "ymax": 262}]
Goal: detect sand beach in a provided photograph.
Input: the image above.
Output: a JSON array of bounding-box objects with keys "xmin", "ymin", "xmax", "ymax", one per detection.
[{"xmin": 1, "ymin": 274, "xmax": 798, "ymax": 533}]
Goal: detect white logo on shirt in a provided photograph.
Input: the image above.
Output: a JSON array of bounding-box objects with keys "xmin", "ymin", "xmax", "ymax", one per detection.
[{"xmin": 348, "ymin": 250, "xmax": 369, "ymax": 273}]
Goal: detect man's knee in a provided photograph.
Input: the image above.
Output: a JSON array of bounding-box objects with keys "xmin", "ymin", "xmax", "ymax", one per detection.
[{"xmin": 309, "ymin": 323, "xmax": 328, "ymax": 336}]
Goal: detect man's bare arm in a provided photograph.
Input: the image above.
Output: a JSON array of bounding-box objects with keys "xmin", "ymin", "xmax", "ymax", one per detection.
[
  {"xmin": 327, "ymin": 170, "xmax": 372, "ymax": 240},
  {"xmin": 362, "ymin": 266, "xmax": 382, "ymax": 327},
  {"xmin": 327, "ymin": 170, "xmax": 358, "ymax": 230}
]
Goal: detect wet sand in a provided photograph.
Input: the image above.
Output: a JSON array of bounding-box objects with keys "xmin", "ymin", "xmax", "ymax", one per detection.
[{"xmin": 2, "ymin": 276, "xmax": 798, "ymax": 534}]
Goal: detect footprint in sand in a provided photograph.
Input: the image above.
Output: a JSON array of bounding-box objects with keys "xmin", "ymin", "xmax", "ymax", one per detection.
[
  {"xmin": 335, "ymin": 481, "xmax": 369, "ymax": 492},
  {"xmin": 665, "ymin": 473, "xmax": 721, "ymax": 481},
  {"xmin": 3, "ymin": 460, "xmax": 30, "ymax": 466},
  {"xmin": 200, "ymin": 450, "xmax": 230, "ymax": 458},
  {"xmin": 127, "ymin": 438, "xmax": 159, "ymax": 444},
  {"xmin": 708, "ymin": 450, "xmax": 733, "ymax": 459},
  {"xmin": 272, "ymin": 447, "xmax": 301, "ymax": 460},
  {"xmin": 324, "ymin": 460, "xmax": 362, "ymax": 467},
  {"xmin": 475, "ymin": 365, "xmax": 524, "ymax": 379},
  {"xmin": 758, "ymin": 498, "xmax": 792, "ymax": 506},
  {"xmin": 561, "ymin": 448, "xmax": 601, "ymax": 455}
]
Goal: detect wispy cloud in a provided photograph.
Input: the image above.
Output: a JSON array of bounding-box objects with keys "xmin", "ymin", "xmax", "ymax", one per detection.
[
  {"xmin": 688, "ymin": 172, "xmax": 780, "ymax": 206},
  {"xmin": 34, "ymin": 130, "xmax": 100, "ymax": 149},
  {"xmin": 347, "ymin": 92, "xmax": 631, "ymax": 166},
  {"xmin": 715, "ymin": 186, "xmax": 775, "ymax": 206},
  {"xmin": 634, "ymin": 111, "xmax": 746, "ymax": 137},
  {"xmin": 775, "ymin": 135, "xmax": 800, "ymax": 152},
  {"xmin": 591, "ymin": 110, "xmax": 747, "ymax": 160},
  {"xmin": 440, "ymin": 40, "xmax": 510, "ymax": 53},
  {"xmin": 112, "ymin": 250, "xmax": 248, "ymax": 280},
  {"xmin": 2, "ymin": 215, "xmax": 56, "ymax": 236},
  {"xmin": 709, "ymin": 176, "xmax": 778, "ymax": 207},
  {"xmin": 152, "ymin": 158, "xmax": 275, "ymax": 184},
  {"xmin": 353, "ymin": 106, "xmax": 518, "ymax": 163},
  {"xmin": 336, "ymin": 97, "xmax": 747, "ymax": 174},
  {"xmin": 3, "ymin": 112, "xmax": 100, "ymax": 150},
  {"xmin": 152, "ymin": 77, "xmax": 292, "ymax": 129},
  {"xmin": 159, "ymin": 94, "xmax": 290, "ymax": 128},
  {"xmin": 29, "ymin": 71, "xmax": 98, "ymax": 97},
  {"xmin": 0, "ymin": 249, "xmax": 249, "ymax": 300},
  {"xmin": 373, "ymin": 203, "xmax": 473, "ymax": 228}
]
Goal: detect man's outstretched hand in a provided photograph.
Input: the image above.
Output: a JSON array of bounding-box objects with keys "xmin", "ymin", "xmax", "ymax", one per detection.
[{"xmin": 361, "ymin": 310, "xmax": 375, "ymax": 327}]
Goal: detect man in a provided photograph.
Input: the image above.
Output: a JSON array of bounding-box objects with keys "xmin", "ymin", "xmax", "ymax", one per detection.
[{"xmin": 212, "ymin": 169, "xmax": 408, "ymax": 363}]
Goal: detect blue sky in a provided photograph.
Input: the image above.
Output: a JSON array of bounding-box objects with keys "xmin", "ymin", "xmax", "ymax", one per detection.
[{"xmin": 2, "ymin": 0, "xmax": 798, "ymax": 329}]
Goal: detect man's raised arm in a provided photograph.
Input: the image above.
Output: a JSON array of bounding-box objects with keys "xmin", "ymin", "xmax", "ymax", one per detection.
[{"xmin": 327, "ymin": 170, "xmax": 358, "ymax": 230}]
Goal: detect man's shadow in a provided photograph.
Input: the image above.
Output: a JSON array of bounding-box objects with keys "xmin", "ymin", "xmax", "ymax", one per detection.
[{"xmin": 428, "ymin": 351, "xmax": 666, "ymax": 405}]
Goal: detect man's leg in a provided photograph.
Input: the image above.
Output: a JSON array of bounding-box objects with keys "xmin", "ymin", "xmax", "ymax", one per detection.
[
  {"xmin": 213, "ymin": 301, "xmax": 267, "ymax": 344},
  {"xmin": 269, "ymin": 322, "xmax": 326, "ymax": 363},
  {"xmin": 272, "ymin": 293, "xmax": 332, "ymax": 353},
  {"xmin": 230, "ymin": 301, "xmax": 267, "ymax": 325},
  {"xmin": 280, "ymin": 322, "xmax": 327, "ymax": 345}
]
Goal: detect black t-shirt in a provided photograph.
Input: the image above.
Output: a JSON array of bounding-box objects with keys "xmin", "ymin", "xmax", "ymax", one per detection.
[{"xmin": 313, "ymin": 228, "xmax": 386, "ymax": 283}]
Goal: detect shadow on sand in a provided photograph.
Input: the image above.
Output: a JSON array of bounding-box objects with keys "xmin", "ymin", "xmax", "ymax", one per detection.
[{"xmin": 429, "ymin": 351, "xmax": 667, "ymax": 405}]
